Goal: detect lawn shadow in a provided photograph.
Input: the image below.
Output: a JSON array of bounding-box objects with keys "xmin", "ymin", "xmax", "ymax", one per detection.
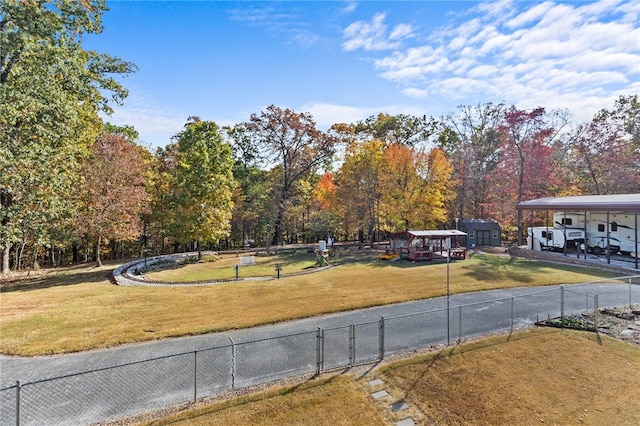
[{"xmin": 0, "ymin": 262, "xmax": 118, "ymax": 293}]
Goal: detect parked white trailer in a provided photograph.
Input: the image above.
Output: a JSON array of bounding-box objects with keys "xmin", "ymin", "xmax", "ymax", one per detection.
[
  {"xmin": 553, "ymin": 211, "xmax": 640, "ymax": 255},
  {"xmin": 527, "ymin": 227, "xmax": 585, "ymax": 251}
]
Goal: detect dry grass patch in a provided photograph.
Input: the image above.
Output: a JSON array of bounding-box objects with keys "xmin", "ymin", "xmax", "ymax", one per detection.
[
  {"xmin": 129, "ymin": 329, "xmax": 639, "ymax": 425},
  {"xmin": 376, "ymin": 328, "xmax": 640, "ymax": 425},
  {"xmin": 0, "ymin": 254, "xmax": 617, "ymax": 355},
  {"xmin": 140, "ymin": 375, "xmax": 385, "ymax": 426}
]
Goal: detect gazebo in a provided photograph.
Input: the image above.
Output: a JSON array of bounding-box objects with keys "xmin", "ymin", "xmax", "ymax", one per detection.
[{"xmin": 389, "ymin": 230, "xmax": 467, "ymax": 261}]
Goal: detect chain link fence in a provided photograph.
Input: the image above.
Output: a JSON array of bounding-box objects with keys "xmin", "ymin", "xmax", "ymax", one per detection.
[{"xmin": 1, "ymin": 277, "xmax": 638, "ymax": 425}]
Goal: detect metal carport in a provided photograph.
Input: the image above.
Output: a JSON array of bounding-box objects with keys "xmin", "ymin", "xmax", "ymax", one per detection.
[{"xmin": 517, "ymin": 194, "xmax": 640, "ymax": 270}]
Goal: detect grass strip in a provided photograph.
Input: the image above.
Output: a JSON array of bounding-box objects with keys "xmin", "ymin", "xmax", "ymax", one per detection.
[{"xmin": 0, "ymin": 253, "xmax": 617, "ymax": 355}]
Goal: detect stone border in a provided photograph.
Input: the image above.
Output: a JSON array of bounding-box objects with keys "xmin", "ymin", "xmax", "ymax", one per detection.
[{"xmin": 112, "ymin": 251, "xmax": 333, "ymax": 286}]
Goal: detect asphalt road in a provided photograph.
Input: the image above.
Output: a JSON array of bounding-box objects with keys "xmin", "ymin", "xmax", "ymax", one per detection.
[{"xmin": 1, "ymin": 282, "xmax": 637, "ymax": 425}]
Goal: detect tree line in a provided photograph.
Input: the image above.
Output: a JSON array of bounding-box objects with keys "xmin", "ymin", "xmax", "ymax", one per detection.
[{"xmin": 1, "ymin": 1, "xmax": 639, "ymax": 273}]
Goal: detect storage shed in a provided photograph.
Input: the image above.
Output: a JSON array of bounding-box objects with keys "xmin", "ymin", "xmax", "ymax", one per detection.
[{"xmin": 458, "ymin": 219, "xmax": 502, "ymax": 248}]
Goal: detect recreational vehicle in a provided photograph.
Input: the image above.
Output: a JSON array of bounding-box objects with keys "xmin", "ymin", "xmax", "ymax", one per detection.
[
  {"xmin": 553, "ymin": 211, "xmax": 639, "ymax": 255},
  {"xmin": 527, "ymin": 226, "xmax": 585, "ymax": 251}
]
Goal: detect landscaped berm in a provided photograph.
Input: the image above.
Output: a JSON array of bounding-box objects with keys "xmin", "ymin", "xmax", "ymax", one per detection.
[{"xmin": 1, "ymin": 251, "xmax": 639, "ymax": 425}]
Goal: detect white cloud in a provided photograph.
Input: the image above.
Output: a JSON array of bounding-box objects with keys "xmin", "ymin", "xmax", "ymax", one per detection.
[
  {"xmin": 300, "ymin": 101, "xmax": 426, "ymax": 130},
  {"xmin": 101, "ymin": 93, "xmax": 189, "ymax": 149},
  {"xmin": 300, "ymin": 102, "xmax": 372, "ymax": 129},
  {"xmin": 402, "ymin": 88, "xmax": 429, "ymax": 98},
  {"xmin": 342, "ymin": 13, "xmax": 414, "ymax": 51},
  {"xmin": 346, "ymin": 0, "xmax": 639, "ymax": 122},
  {"xmin": 341, "ymin": 2, "xmax": 358, "ymax": 15}
]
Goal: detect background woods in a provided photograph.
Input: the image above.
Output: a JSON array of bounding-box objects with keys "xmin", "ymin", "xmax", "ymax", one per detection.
[{"xmin": 1, "ymin": 2, "xmax": 639, "ymax": 273}]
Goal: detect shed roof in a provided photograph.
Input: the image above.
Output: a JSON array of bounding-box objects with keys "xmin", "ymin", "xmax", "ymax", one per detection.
[
  {"xmin": 407, "ymin": 230, "xmax": 467, "ymax": 238},
  {"xmin": 517, "ymin": 194, "xmax": 640, "ymax": 211},
  {"xmin": 462, "ymin": 219, "xmax": 501, "ymax": 231}
]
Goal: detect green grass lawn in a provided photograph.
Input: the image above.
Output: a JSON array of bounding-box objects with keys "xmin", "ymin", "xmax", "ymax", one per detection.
[
  {"xmin": 143, "ymin": 251, "xmax": 323, "ymax": 281},
  {"xmin": 0, "ymin": 252, "xmax": 619, "ymax": 356}
]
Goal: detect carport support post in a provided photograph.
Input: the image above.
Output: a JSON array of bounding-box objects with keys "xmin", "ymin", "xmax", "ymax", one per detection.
[
  {"xmin": 446, "ymin": 250, "xmax": 450, "ymax": 345},
  {"xmin": 635, "ymin": 211, "xmax": 638, "ymax": 270},
  {"xmin": 606, "ymin": 211, "xmax": 611, "ymax": 264}
]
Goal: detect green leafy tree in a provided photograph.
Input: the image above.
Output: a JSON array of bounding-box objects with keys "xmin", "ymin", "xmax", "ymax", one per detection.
[
  {"xmin": 169, "ymin": 117, "xmax": 236, "ymax": 258},
  {"xmin": 225, "ymin": 124, "xmax": 272, "ymax": 248},
  {"xmin": 354, "ymin": 113, "xmax": 435, "ymax": 148},
  {"xmin": 0, "ymin": 0, "xmax": 136, "ymax": 273}
]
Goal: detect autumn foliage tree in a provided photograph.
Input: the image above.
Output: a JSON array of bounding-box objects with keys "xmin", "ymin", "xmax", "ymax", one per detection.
[
  {"xmin": 379, "ymin": 144, "xmax": 452, "ymax": 230},
  {"xmin": 244, "ymin": 105, "xmax": 337, "ymax": 245},
  {"xmin": 486, "ymin": 107, "xmax": 568, "ymax": 242},
  {"xmin": 78, "ymin": 133, "xmax": 149, "ymax": 267},
  {"xmin": 569, "ymin": 95, "xmax": 640, "ymax": 195},
  {"xmin": 437, "ymin": 103, "xmax": 505, "ymax": 220}
]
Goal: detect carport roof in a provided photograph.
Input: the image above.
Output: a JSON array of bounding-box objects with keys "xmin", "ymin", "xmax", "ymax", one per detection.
[{"xmin": 517, "ymin": 194, "xmax": 640, "ymax": 211}]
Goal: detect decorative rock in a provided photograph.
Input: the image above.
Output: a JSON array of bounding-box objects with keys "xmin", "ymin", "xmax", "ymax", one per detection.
[
  {"xmin": 372, "ymin": 390, "xmax": 389, "ymax": 399},
  {"xmin": 391, "ymin": 400, "xmax": 409, "ymax": 411}
]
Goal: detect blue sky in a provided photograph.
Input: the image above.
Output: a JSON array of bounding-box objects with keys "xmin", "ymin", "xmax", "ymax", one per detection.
[{"xmin": 84, "ymin": 0, "xmax": 640, "ymax": 149}]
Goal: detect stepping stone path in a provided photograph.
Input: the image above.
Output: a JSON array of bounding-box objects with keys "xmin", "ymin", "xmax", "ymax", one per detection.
[{"xmin": 367, "ymin": 378, "xmax": 416, "ymax": 426}]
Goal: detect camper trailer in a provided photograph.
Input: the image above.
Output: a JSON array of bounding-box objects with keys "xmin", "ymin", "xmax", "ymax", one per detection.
[
  {"xmin": 527, "ymin": 227, "xmax": 585, "ymax": 251},
  {"xmin": 553, "ymin": 211, "xmax": 639, "ymax": 255}
]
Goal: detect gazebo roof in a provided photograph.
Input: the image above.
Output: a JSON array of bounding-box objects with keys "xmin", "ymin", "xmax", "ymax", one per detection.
[
  {"xmin": 517, "ymin": 194, "xmax": 640, "ymax": 211},
  {"xmin": 406, "ymin": 230, "xmax": 467, "ymax": 238}
]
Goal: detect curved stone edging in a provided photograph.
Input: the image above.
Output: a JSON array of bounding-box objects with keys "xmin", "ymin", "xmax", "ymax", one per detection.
[{"xmin": 112, "ymin": 251, "xmax": 334, "ymax": 286}]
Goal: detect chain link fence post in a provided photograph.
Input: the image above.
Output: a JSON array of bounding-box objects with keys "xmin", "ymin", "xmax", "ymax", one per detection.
[
  {"xmin": 193, "ymin": 350, "xmax": 198, "ymax": 403},
  {"xmin": 594, "ymin": 294, "xmax": 599, "ymax": 335},
  {"xmin": 630, "ymin": 278, "xmax": 633, "ymax": 309},
  {"xmin": 316, "ymin": 327, "xmax": 324, "ymax": 376},
  {"xmin": 560, "ymin": 286, "xmax": 565, "ymax": 328},
  {"xmin": 378, "ymin": 317, "xmax": 385, "ymax": 361},
  {"xmin": 349, "ymin": 324, "xmax": 355, "ymax": 366},
  {"xmin": 16, "ymin": 380, "xmax": 20, "ymax": 426},
  {"xmin": 228, "ymin": 336, "xmax": 235, "ymax": 390},
  {"xmin": 510, "ymin": 297, "xmax": 514, "ymax": 336},
  {"xmin": 458, "ymin": 306, "xmax": 462, "ymax": 343}
]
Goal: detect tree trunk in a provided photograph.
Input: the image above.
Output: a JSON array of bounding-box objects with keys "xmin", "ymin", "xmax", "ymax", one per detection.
[
  {"xmin": 72, "ymin": 242, "xmax": 78, "ymax": 264},
  {"xmin": 272, "ymin": 210, "xmax": 284, "ymax": 246},
  {"xmin": 95, "ymin": 235, "xmax": 103, "ymax": 267},
  {"xmin": 1, "ymin": 244, "xmax": 9, "ymax": 274}
]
